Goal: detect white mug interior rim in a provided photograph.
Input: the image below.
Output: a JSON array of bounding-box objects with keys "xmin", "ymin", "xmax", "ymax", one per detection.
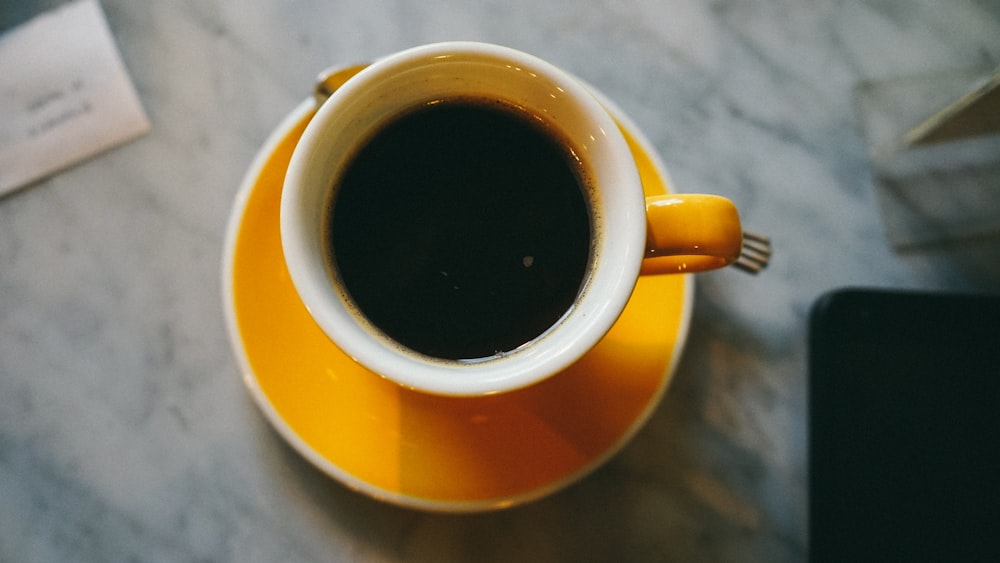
[{"xmin": 280, "ymin": 42, "xmax": 646, "ymax": 396}]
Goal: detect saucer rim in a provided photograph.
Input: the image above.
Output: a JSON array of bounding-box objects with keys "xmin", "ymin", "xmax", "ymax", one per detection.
[{"xmin": 221, "ymin": 90, "xmax": 694, "ymax": 513}]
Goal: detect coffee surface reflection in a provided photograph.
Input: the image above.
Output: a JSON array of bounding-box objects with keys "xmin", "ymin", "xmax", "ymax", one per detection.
[{"xmin": 328, "ymin": 98, "xmax": 593, "ymax": 360}]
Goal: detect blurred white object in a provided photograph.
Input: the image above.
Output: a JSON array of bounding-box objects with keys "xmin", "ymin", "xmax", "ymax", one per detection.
[
  {"xmin": 0, "ymin": 0, "xmax": 150, "ymax": 196},
  {"xmin": 856, "ymin": 66, "xmax": 1000, "ymax": 249}
]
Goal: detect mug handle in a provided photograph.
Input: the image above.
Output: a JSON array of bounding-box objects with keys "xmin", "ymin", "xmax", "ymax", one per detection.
[{"xmin": 641, "ymin": 194, "xmax": 743, "ymax": 275}]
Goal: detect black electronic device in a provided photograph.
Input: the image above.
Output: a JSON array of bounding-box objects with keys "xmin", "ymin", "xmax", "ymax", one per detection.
[{"xmin": 808, "ymin": 288, "xmax": 1000, "ymax": 562}]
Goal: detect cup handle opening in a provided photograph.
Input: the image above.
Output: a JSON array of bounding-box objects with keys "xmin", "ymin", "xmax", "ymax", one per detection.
[{"xmin": 642, "ymin": 194, "xmax": 743, "ymax": 275}]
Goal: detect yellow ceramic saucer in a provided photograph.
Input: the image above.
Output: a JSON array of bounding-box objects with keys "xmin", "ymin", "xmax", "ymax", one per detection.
[{"xmin": 222, "ymin": 86, "xmax": 693, "ymax": 513}]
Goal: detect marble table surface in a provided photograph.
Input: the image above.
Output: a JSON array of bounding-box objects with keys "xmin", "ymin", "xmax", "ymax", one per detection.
[{"xmin": 2, "ymin": 1, "xmax": 999, "ymax": 561}]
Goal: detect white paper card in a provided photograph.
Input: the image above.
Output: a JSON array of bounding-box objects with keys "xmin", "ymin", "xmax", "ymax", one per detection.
[{"xmin": 0, "ymin": 0, "xmax": 151, "ymax": 196}]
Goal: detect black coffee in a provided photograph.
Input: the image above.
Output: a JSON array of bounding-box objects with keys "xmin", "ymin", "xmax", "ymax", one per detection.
[{"xmin": 327, "ymin": 98, "xmax": 592, "ymax": 360}]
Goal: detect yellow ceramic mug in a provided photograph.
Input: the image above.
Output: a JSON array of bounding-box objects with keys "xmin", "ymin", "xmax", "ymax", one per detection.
[{"xmin": 282, "ymin": 42, "xmax": 743, "ymax": 396}]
